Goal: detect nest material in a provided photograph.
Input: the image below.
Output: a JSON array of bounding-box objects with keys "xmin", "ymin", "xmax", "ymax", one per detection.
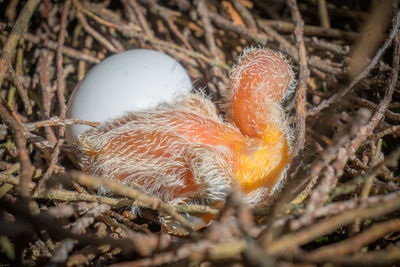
[{"xmin": 0, "ymin": 0, "xmax": 400, "ymax": 266}]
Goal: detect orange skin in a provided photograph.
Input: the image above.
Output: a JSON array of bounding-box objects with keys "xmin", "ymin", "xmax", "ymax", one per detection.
[
  {"xmin": 229, "ymin": 48, "xmax": 293, "ymax": 192},
  {"xmin": 81, "ymin": 110, "xmax": 289, "ymax": 198},
  {"xmin": 78, "ymin": 48, "xmax": 293, "ymax": 233}
]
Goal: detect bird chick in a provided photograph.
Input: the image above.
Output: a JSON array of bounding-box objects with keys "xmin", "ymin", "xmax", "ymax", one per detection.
[{"xmin": 76, "ymin": 47, "xmax": 295, "ymax": 235}]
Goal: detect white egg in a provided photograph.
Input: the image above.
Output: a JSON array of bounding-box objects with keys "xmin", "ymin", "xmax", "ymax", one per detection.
[{"xmin": 66, "ymin": 49, "xmax": 192, "ymax": 145}]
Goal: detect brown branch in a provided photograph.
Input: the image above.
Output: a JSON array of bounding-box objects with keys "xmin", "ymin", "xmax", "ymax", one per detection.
[
  {"xmin": 51, "ymin": 203, "xmax": 110, "ymax": 263},
  {"xmin": 38, "ymin": 49, "xmax": 57, "ymax": 143},
  {"xmin": 144, "ymin": 0, "xmax": 192, "ymax": 50},
  {"xmin": 56, "ymin": 0, "xmax": 71, "ymax": 123},
  {"xmin": 348, "ymin": 0, "xmax": 392, "ymax": 79},
  {"xmin": 287, "ymin": 0, "xmax": 310, "ymax": 157},
  {"xmin": 127, "ymin": 0, "xmax": 155, "ymax": 38},
  {"xmin": 291, "ymin": 34, "xmax": 400, "ymax": 227},
  {"xmin": 329, "ymin": 145, "xmax": 400, "ymax": 200},
  {"xmin": 293, "ymin": 246, "xmax": 400, "ymax": 265},
  {"xmin": 317, "ymin": 0, "xmax": 330, "ymax": 28},
  {"xmin": 347, "ymin": 22, "xmax": 400, "ymax": 155},
  {"xmin": 0, "ymin": 100, "xmax": 35, "ymax": 198},
  {"xmin": 308, "ymin": 9, "xmax": 400, "ymax": 116},
  {"xmin": 24, "ymin": 32, "xmax": 100, "ymax": 64},
  {"xmin": 34, "ymin": 0, "xmax": 73, "ymax": 197},
  {"xmin": 260, "ymin": 19, "xmax": 359, "ymax": 40},
  {"xmin": 76, "ymin": 12, "xmax": 121, "ymax": 54},
  {"xmin": 352, "ymin": 95, "xmax": 400, "ymax": 121},
  {"xmin": 25, "ymin": 117, "xmax": 100, "ymax": 131},
  {"xmin": 0, "ymin": 0, "xmax": 40, "ymax": 89},
  {"xmin": 309, "ymin": 218, "xmax": 400, "ymax": 258},
  {"xmin": 306, "ymin": 37, "xmax": 350, "ymax": 55},
  {"xmin": 120, "ymin": 30, "xmax": 230, "ymax": 70},
  {"xmin": 267, "ymin": 191, "xmax": 400, "ymax": 229},
  {"xmin": 69, "ymin": 171, "xmax": 195, "ymax": 232},
  {"xmin": 6, "ymin": 60, "xmax": 32, "ymax": 115},
  {"xmin": 207, "ymin": 9, "xmax": 268, "ymax": 44},
  {"xmin": 314, "ymin": 190, "xmax": 400, "ymax": 219},
  {"xmin": 257, "ymin": 19, "xmax": 343, "ymax": 75},
  {"xmin": 0, "ymin": 173, "xmax": 36, "ymax": 189},
  {"xmin": 232, "ymin": 0, "xmax": 257, "ymax": 30},
  {"xmin": 266, "ymin": 194, "xmax": 400, "ymax": 254},
  {"xmin": 197, "ymin": 0, "xmax": 228, "ymax": 92},
  {"xmin": 33, "ymin": 138, "xmax": 63, "ymax": 196}
]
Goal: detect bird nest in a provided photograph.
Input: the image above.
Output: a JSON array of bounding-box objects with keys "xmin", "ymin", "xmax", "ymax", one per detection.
[{"xmin": 1, "ymin": 0, "xmax": 400, "ymax": 266}]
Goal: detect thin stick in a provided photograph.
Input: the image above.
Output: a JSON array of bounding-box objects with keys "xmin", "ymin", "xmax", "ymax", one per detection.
[
  {"xmin": 0, "ymin": 101, "xmax": 35, "ymax": 197},
  {"xmin": 0, "ymin": 0, "xmax": 40, "ymax": 89},
  {"xmin": 287, "ymin": 0, "xmax": 310, "ymax": 156},
  {"xmin": 25, "ymin": 117, "xmax": 100, "ymax": 130},
  {"xmin": 23, "ymin": 33, "xmax": 100, "ymax": 64},
  {"xmin": 309, "ymin": 218, "xmax": 400, "ymax": 258},
  {"xmin": 308, "ymin": 10, "xmax": 400, "ymax": 116},
  {"xmin": 317, "ymin": 0, "xmax": 330, "ymax": 28},
  {"xmin": 6, "ymin": 60, "xmax": 32, "ymax": 114},
  {"xmin": 69, "ymin": 171, "xmax": 195, "ymax": 231},
  {"xmin": 266, "ymin": 194, "xmax": 400, "ymax": 254}
]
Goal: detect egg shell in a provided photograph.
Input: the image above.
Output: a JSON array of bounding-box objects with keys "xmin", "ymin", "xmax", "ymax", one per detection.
[{"xmin": 66, "ymin": 49, "xmax": 192, "ymax": 145}]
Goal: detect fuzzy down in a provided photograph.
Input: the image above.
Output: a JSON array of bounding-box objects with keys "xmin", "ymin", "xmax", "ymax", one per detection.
[
  {"xmin": 76, "ymin": 48, "xmax": 294, "ymax": 234},
  {"xmin": 78, "ymin": 93, "xmax": 290, "ymax": 207}
]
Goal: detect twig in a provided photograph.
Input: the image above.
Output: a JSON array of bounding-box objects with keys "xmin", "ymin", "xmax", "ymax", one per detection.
[
  {"xmin": 232, "ymin": 0, "xmax": 257, "ymax": 30},
  {"xmin": 127, "ymin": 0, "xmax": 155, "ymax": 38},
  {"xmin": 352, "ymin": 95, "xmax": 400, "ymax": 121},
  {"xmin": 317, "ymin": 0, "xmax": 330, "ymax": 28},
  {"xmin": 0, "ymin": 173, "xmax": 36, "ymax": 189},
  {"xmin": 37, "ymin": 189, "xmax": 133, "ymax": 206},
  {"xmin": 0, "ymin": 100, "xmax": 35, "ymax": 198},
  {"xmin": 258, "ymin": 19, "xmax": 343, "ymax": 75},
  {"xmin": 113, "ymin": 239, "xmax": 247, "ymax": 267},
  {"xmin": 266, "ymin": 191, "xmax": 400, "ymax": 229},
  {"xmin": 348, "ymin": 0, "xmax": 392, "ymax": 79},
  {"xmin": 360, "ymin": 139, "xmax": 383, "ymax": 199},
  {"xmin": 69, "ymin": 171, "xmax": 195, "ymax": 231},
  {"xmin": 346, "ymin": 21, "xmax": 400, "ymax": 155},
  {"xmin": 0, "ymin": 0, "xmax": 40, "ymax": 89},
  {"xmin": 121, "ymin": 30, "xmax": 230, "ymax": 70},
  {"xmin": 207, "ymin": 9, "xmax": 268, "ymax": 44},
  {"xmin": 144, "ymin": 0, "xmax": 192, "ymax": 50},
  {"xmin": 38, "ymin": 49, "xmax": 57, "ymax": 143},
  {"xmin": 25, "ymin": 117, "xmax": 99, "ymax": 131},
  {"xmin": 56, "ymin": 0, "xmax": 70, "ymax": 123},
  {"xmin": 293, "ymin": 32, "xmax": 400, "ymax": 227},
  {"xmin": 314, "ymin": 190, "xmax": 400, "ymax": 219},
  {"xmin": 266, "ymin": 194, "xmax": 400, "ymax": 254},
  {"xmin": 260, "ymin": 19, "xmax": 359, "ymax": 40},
  {"xmin": 35, "ymin": 188, "xmax": 218, "ymax": 215},
  {"xmin": 33, "ymin": 138, "xmax": 63, "ymax": 196},
  {"xmin": 329, "ymin": 145, "xmax": 400, "ymax": 200},
  {"xmin": 51, "ymin": 203, "xmax": 110, "ymax": 262},
  {"xmin": 308, "ymin": 9, "xmax": 400, "ymax": 116},
  {"xmin": 0, "ymin": 198, "xmax": 142, "ymax": 255},
  {"xmin": 24, "ymin": 33, "xmax": 100, "ymax": 64},
  {"xmin": 197, "ymin": 0, "xmax": 228, "ymax": 92},
  {"xmin": 306, "ymin": 37, "xmax": 350, "ymax": 55},
  {"xmin": 6, "ymin": 60, "xmax": 32, "ymax": 115},
  {"xmin": 309, "ymin": 218, "xmax": 400, "ymax": 258},
  {"xmin": 76, "ymin": 11, "xmax": 121, "ymax": 54},
  {"xmin": 34, "ymin": 0, "xmax": 73, "ymax": 197},
  {"xmin": 293, "ymin": 246, "xmax": 400, "ymax": 265},
  {"xmin": 287, "ymin": 0, "xmax": 310, "ymax": 156}
]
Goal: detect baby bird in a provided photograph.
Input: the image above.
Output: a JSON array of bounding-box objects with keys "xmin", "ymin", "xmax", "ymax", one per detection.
[{"xmin": 76, "ymin": 47, "xmax": 294, "ymax": 235}]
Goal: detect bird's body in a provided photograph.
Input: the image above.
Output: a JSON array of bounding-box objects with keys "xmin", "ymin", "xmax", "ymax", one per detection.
[{"xmin": 76, "ymin": 48, "xmax": 295, "ymax": 234}]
